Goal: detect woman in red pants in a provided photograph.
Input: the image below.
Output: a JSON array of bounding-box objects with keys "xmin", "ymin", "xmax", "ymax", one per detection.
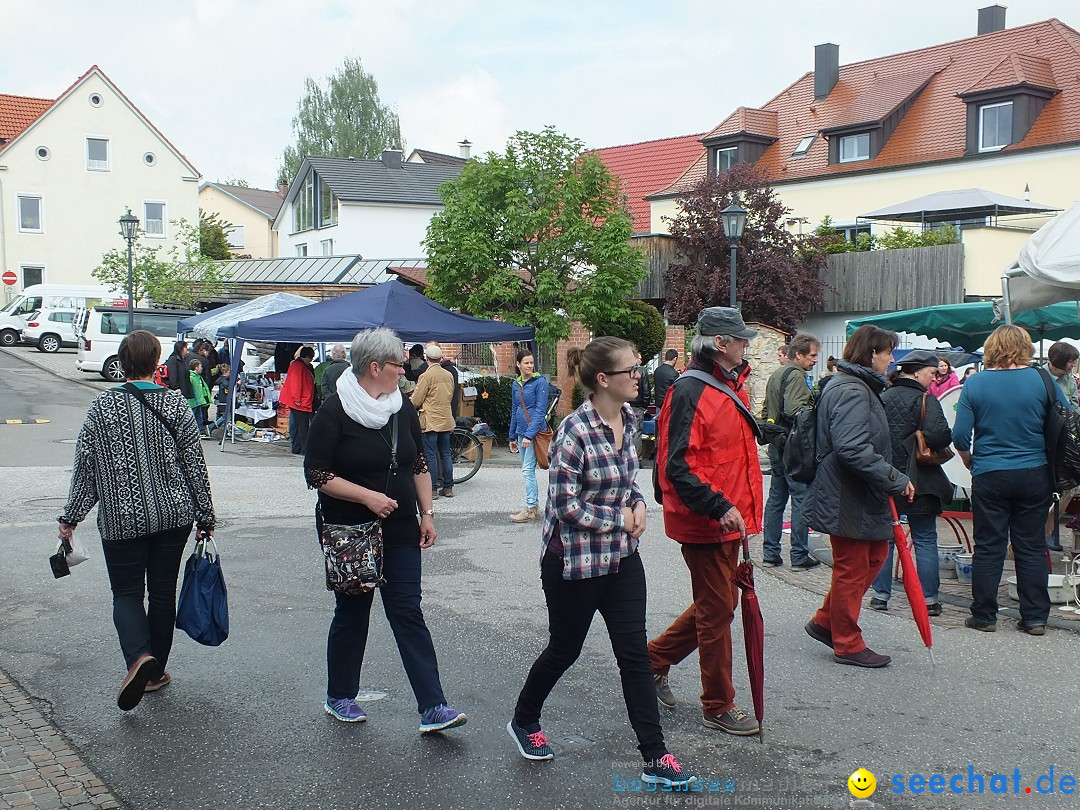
[{"xmin": 802, "ymin": 325, "xmax": 914, "ymax": 667}]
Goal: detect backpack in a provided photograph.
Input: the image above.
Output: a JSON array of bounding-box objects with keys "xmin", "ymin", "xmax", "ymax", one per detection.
[
  {"xmin": 758, "ymin": 366, "xmax": 802, "ymax": 449},
  {"xmin": 782, "ymin": 405, "xmax": 819, "ymax": 484},
  {"xmin": 153, "ymin": 363, "xmax": 169, "ymax": 387}
]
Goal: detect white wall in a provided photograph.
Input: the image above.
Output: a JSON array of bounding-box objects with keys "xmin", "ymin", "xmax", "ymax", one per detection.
[
  {"xmin": 0, "ymin": 71, "xmax": 199, "ymax": 290},
  {"xmin": 280, "ymin": 201, "xmax": 440, "ymax": 258}
]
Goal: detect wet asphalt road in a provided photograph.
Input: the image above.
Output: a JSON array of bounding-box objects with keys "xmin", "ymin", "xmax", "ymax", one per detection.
[{"xmin": 3, "ymin": 351, "xmax": 1080, "ymax": 810}]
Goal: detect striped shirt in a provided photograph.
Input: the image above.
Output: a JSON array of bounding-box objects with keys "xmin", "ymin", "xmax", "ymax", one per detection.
[{"xmin": 542, "ymin": 399, "xmax": 646, "ymax": 580}]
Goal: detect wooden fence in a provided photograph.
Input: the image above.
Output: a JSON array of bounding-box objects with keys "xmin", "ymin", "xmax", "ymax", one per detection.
[{"xmin": 820, "ymin": 243, "xmax": 964, "ymax": 312}]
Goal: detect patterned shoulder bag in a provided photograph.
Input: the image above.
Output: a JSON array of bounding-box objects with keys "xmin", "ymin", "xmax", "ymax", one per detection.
[{"xmin": 318, "ymin": 414, "xmax": 398, "ymax": 594}]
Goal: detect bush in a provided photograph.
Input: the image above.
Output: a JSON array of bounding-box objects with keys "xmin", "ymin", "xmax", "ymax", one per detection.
[
  {"xmin": 588, "ymin": 299, "xmax": 667, "ymax": 364},
  {"xmin": 473, "ymin": 375, "xmax": 515, "ymax": 434}
]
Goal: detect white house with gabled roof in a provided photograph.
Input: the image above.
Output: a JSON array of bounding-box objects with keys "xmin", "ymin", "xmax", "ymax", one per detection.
[{"xmin": 0, "ymin": 66, "xmax": 200, "ymax": 293}]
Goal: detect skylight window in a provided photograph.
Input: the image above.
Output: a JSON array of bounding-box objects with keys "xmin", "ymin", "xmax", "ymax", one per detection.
[{"xmin": 792, "ymin": 135, "xmax": 815, "ymax": 157}]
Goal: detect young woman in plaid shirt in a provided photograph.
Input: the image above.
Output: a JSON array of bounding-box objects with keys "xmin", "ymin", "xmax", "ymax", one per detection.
[{"xmin": 507, "ymin": 337, "xmax": 698, "ymax": 788}]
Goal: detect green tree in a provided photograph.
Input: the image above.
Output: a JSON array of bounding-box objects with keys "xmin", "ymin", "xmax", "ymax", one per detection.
[
  {"xmin": 589, "ymin": 299, "xmax": 667, "ymax": 364},
  {"xmin": 424, "ymin": 126, "xmax": 647, "ymax": 348},
  {"xmin": 91, "ymin": 218, "xmax": 227, "ymax": 310},
  {"xmin": 199, "ymin": 211, "xmax": 233, "ymax": 260},
  {"xmin": 277, "ymin": 57, "xmax": 404, "ymax": 185}
]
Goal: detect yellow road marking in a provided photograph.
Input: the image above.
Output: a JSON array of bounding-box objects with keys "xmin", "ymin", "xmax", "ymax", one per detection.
[{"xmin": 3, "ymin": 419, "xmax": 50, "ymax": 425}]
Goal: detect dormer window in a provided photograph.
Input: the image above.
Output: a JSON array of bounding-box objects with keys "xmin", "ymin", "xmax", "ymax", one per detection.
[
  {"xmin": 714, "ymin": 147, "xmax": 737, "ymax": 173},
  {"xmin": 978, "ymin": 101, "xmax": 1012, "ymax": 151},
  {"xmin": 792, "ymin": 135, "xmax": 815, "ymax": 157},
  {"xmin": 838, "ymin": 133, "xmax": 870, "ymax": 163}
]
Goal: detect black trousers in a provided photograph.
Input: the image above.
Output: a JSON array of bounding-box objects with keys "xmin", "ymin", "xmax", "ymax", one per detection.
[
  {"xmin": 290, "ymin": 409, "xmax": 312, "ymax": 454},
  {"xmin": 101, "ymin": 524, "xmax": 192, "ymax": 672},
  {"xmin": 514, "ymin": 551, "xmax": 666, "ymax": 762},
  {"xmin": 971, "ymin": 466, "xmax": 1052, "ymax": 627}
]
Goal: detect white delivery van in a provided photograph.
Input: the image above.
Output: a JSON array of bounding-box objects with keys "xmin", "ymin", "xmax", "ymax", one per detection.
[
  {"xmin": 0, "ymin": 284, "xmax": 123, "ymax": 347},
  {"xmin": 75, "ymin": 307, "xmax": 192, "ymax": 382}
]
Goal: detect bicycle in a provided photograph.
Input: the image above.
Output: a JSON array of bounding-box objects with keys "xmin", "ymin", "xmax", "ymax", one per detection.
[{"xmin": 450, "ymin": 427, "xmax": 484, "ymax": 484}]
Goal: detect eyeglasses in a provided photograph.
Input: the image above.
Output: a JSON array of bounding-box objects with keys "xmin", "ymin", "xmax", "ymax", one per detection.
[
  {"xmin": 604, "ymin": 364, "xmax": 643, "ymax": 379},
  {"xmin": 382, "ymin": 361, "xmax": 405, "ymax": 369}
]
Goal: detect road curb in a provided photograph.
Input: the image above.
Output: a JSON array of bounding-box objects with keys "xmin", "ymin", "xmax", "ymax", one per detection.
[{"xmin": 0, "ymin": 347, "xmax": 107, "ymax": 394}]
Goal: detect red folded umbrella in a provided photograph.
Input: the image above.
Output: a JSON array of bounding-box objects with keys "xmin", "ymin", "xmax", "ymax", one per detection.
[
  {"xmin": 734, "ymin": 531, "xmax": 765, "ymax": 742},
  {"xmin": 889, "ymin": 500, "xmax": 935, "ymax": 665}
]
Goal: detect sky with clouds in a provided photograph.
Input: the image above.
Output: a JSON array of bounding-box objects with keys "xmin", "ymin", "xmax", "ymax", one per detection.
[{"xmin": 2, "ymin": 0, "xmax": 1071, "ymax": 189}]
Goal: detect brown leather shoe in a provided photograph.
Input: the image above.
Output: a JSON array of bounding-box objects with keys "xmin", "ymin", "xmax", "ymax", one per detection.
[
  {"xmin": 804, "ymin": 620, "xmax": 834, "ymax": 649},
  {"xmin": 965, "ymin": 617, "xmax": 996, "ymax": 632},
  {"xmin": 702, "ymin": 706, "xmax": 760, "ymax": 736},
  {"xmin": 834, "ymin": 648, "xmax": 891, "ymax": 668},
  {"xmin": 509, "ymin": 506, "xmax": 539, "ymax": 523},
  {"xmin": 144, "ymin": 672, "xmax": 171, "ymax": 692},
  {"xmin": 1017, "ymin": 621, "xmax": 1046, "ymax": 636}
]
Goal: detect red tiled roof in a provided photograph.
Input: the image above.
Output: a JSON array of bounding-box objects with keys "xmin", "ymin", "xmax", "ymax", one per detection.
[
  {"xmin": 705, "ymin": 107, "xmax": 779, "ymax": 140},
  {"xmin": 590, "ymin": 134, "xmax": 706, "ymax": 233},
  {"xmin": 654, "ymin": 18, "xmax": 1080, "ymax": 197},
  {"xmin": 387, "ymin": 265, "xmax": 430, "ymax": 288},
  {"xmin": 963, "ymin": 52, "xmax": 1058, "ymax": 95},
  {"xmin": 0, "ymin": 94, "xmax": 53, "ymax": 145}
]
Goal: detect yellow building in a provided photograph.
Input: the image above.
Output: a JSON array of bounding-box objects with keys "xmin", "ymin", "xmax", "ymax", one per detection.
[
  {"xmin": 640, "ymin": 8, "xmax": 1080, "ymax": 342},
  {"xmin": 198, "ymin": 182, "xmax": 284, "ymax": 259}
]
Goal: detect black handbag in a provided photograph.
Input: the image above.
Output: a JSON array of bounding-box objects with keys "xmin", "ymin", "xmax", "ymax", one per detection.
[{"xmin": 318, "ymin": 415, "xmax": 398, "ymax": 594}]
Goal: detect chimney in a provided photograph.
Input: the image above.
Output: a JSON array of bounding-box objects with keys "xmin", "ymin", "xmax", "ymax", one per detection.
[
  {"xmin": 814, "ymin": 43, "xmax": 839, "ymax": 100},
  {"xmin": 458, "ymin": 138, "xmax": 472, "ymax": 159},
  {"xmin": 978, "ymin": 5, "xmax": 1006, "ymax": 34},
  {"xmin": 381, "ymin": 149, "xmax": 403, "ymax": 168}
]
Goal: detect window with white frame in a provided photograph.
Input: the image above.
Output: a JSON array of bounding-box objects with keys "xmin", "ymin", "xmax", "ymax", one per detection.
[
  {"xmin": 86, "ymin": 137, "xmax": 110, "ymax": 171},
  {"xmin": 838, "ymin": 133, "xmax": 870, "ymax": 163},
  {"xmin": 979, "ymin": 101, "xmax": 1013, "ymax": 152},
  {"xmin": 22, "ymin": 266, "xmax": 44, "ymax": 287},
  {"xmin": 17, "ymin": 196, "xmax": 43, "ymax": 232},
  {"xmin": 792, "ymin": 135, "xmax": 815, "ymax": 157},
  {"xmin": 320, "ymin": 239, "xmax": 334, "ymax": 256},
  {"xmin": 143, "ymin": 202, "xmax": 165, "ymax": 237},
  {"xmin": 714, "ymin": 147, "xmax": 737, "ymax": 173},
  {"xmin": 225, "ymin": 225, "xmax": 245, "ymax": 249},
  {"xmin": 296, "ymin": 243, "xmax": 308, "ymax": 257}
]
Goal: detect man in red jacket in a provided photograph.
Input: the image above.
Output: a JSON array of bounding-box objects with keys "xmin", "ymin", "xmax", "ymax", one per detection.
[
  {"xmin": 280, "ymin": 346, "xmax": 316, "ymax": 455},
  {"xmin": 649, "ymin": 306, "xmax": 763, "ymax": 737}
]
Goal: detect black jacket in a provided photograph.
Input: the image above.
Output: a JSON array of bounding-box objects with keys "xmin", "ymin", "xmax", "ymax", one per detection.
[
  {"xmin": 320, "ymin": 359, "xmax": 350, "ymax": 400},
  {"xmin": 881, "ymin": 377, "xmax": 954, "ymax": 515},
  {"xmin": 803, "ymin": 362, "xmax": 911, "ymax": 541},
  {"xmin": 165, "ymin": 351, "xmax": 194, "ymax": 399},
  {"xmin": 630, "ymin": 368, "xmax": 652, "ymax": 408},
  {"xmin": 653, "ymin": 363, "xmax": 678, "ymax": 411}
]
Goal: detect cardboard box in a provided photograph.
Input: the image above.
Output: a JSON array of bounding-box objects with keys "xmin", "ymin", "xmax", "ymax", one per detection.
[
  {"xmin": 276, "ymin": 413, "xmax": 290, "ymax": 438},
  {"xmin": 459, "ymin": 386, "xmax": 478, "ymax": 418},
  {"xmin": 463, "ymin": 435, "xmax": 492, "ymax": 462}
]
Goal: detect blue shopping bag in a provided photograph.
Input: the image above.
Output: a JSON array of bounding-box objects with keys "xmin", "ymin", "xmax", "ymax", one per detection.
[{"xmin": 176, "ymin": 533, "xmax": 229, "ymax": 646}]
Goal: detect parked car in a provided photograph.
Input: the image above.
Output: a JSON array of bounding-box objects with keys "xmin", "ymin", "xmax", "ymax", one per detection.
[
  {"xmin": 0, "ymin": 284, "xmax": 121, "ymax": 347},
  {"xmin": 20, "ymin": 308, "xmax": 78, "ymax": 353},
  {"xmin": 75, "ymin": 306, "xmax": 193, "ymax": 382}
]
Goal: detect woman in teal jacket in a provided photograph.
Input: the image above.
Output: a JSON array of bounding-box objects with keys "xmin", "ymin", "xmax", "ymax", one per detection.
[{"xmin": 508, "ymin": 348, "xmax": 549, "ymax": 523}]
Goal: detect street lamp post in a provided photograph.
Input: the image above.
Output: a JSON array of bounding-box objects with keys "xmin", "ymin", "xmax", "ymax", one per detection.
[
  {"xmin": 720, "ymin": 203, "xmax": 747, "ymax": 309},
  {"xmin": 118, "ymin": 209, "xmax": 140, "ymax": 321}
]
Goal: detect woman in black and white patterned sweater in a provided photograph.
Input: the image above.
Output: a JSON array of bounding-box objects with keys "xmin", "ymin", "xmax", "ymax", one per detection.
[{"xmin": 59, "ymin": 330, "xmax": 216, "ymax": 711}]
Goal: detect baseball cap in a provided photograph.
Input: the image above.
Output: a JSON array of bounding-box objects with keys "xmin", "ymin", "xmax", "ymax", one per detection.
[{"xmin": 697, "ymin": 306, "xmax": 758, "ymax": 339}]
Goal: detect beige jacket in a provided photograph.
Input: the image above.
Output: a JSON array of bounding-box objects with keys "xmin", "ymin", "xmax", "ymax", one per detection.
[{"xmin": 411, "ymin": 364, "xmax": 456, "ymax": 432}]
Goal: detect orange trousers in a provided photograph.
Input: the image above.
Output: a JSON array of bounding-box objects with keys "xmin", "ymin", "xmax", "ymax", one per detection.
[{"xmin": 812, "ymin": 535, "xmax": 888, "ymax": 656}]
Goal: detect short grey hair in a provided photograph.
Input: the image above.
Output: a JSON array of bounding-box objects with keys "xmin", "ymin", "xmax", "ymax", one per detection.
[
  {"xmin": 330, "ymin": 343, "xmax": 347, "ymax": 360},
  {"xmin": 350, "ymin": 328, "xmax": 403, "ymax": 378},
  {"xmin": 690, "ymin": 332, "xmax": 737, "ymax": 361}
]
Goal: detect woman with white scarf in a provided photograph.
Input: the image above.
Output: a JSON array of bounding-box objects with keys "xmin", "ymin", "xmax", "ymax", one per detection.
[{"xmin": 305, "ymin": 327, "xmax": 467, "ymax": 731}]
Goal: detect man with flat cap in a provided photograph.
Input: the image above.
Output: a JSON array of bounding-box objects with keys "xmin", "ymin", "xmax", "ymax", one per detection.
[
  {"xmin": 649, "ymin": 306, "xmax": 763, "ymax": 737},
  {"xmin": 870, "ymin": 349, "xmax": 952, "ymax": 616}
]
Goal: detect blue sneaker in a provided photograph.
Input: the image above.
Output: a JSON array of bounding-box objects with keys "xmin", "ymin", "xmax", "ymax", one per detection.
[
  {"xmin": 642, "ymin": 753, "xmax": 699, "ymax": 788},
  {"xmin": 419, "ymin": 703, "xmax": 467, "ymax": 733},
  {"xmin": 324, "ymin": 697, "xmax": 367, "ymax": 723}
]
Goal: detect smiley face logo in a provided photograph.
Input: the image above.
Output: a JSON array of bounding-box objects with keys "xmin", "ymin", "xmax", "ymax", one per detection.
[{"xmin": 848, "ymin": 768, "xmax": 877, "ymax": 798}]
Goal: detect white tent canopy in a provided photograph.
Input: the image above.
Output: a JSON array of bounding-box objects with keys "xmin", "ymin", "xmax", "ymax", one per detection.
[
  {"xmin": 178, "ymin": 293, "xmax": 315, "ymax": 341},
  {"xmin": 1000, "ymin": 203, "xmax": 1080, "ymax": 318}
]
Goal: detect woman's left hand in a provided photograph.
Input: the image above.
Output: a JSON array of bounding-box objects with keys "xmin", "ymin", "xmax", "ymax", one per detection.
[
  {"xmin": 630, "ymin": 501, "xmax": 647, "ymax": 539},
  {"xmin": 58, "ymin": 522, "xmax": 74, "ymax": 543},
  {"xmin": 521, "ymin": 438, "xmax": 532, "ymax": 449},
  {"xmin": 419, "ymin": 514, "xmax": 436, "ymax": 548}
]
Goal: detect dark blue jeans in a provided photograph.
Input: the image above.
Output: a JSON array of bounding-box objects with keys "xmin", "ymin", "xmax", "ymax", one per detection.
[
  {"xmin": 101, "ymin": 524, "xmax": 192, "ymax": 671},
  {"xmin": 326, "ymin": 543, "xmax": 447, "ymax": 713},
  {"xmin": 871, "ymin": 512, "xmax": 940, "ymax": 603},
  {"xmin": 423, "ymin": 431, "xmax": 453, "ymax": 490},
  {"xmin": 514, "ymin": 551, "xmax": 666, "ymax": 762},
  {"xmin": 970, "ymin": 466, "xmax": 1052, "ymax": 627},
  {"xmin": 762, "ymin": 445, "xmax": 811, "ymax": 564}
]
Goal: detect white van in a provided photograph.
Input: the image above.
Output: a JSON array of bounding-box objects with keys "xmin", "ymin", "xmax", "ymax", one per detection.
[
  {"xmin": 75, "ymin": 307, "xmax": 192, "ymax": 382},
  {"xmin": 0, "ymin": 284, "xmax": 123, "ymax": 347}
]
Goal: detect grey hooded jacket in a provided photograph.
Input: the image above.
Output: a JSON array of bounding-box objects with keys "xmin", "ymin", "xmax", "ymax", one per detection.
[{"xmin": 803, "ymin": 361, "xmax": 911, "ymax": 541}]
